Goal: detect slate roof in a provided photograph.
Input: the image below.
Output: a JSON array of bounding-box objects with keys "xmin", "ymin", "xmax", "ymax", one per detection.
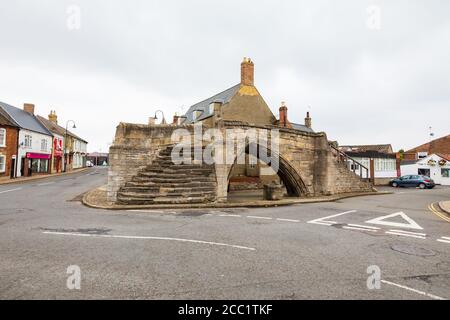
[
  {"xmin": 183, "ymin": 84, "xmax": 240, "ymax": 123},
  {"xmin": 291, "ymin": 122, "xmax": 314, "ymax": 133},
  {"xmin": 0, "ymin": 106, "xmax": 19, "ymax": 127},
  {"xmin": 0, "ymin": 101, "xmax": 52, "ymax": 136},
  {"xmin": 36, "ymin": 115, "xmax": 66, "ymax": 136}
]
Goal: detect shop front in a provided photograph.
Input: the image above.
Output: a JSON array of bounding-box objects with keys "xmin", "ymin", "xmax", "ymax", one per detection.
[{"xmin": 23, "ymin": 152, "xmax": 51, "ymax": 176}]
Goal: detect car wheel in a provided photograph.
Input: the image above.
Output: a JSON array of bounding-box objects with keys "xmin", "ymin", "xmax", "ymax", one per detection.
[
  {"xmin": 419, "ymin": 183, "xmax": 426, "ymax": 189},
  {"xmin": 392, "ymin": 182, "xmax": 398, "ymax": 188}
]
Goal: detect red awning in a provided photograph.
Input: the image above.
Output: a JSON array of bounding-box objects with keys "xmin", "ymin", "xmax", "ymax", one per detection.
[{"xmin": 26, "ymin": 153, "xmax": 51, "ymax": 160}]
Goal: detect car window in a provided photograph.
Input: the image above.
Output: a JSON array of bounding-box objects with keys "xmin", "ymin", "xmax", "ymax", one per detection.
[
  {"xmin": 402, "ymin": 176, "xmax": 410, "ymax": 180},
  {"xmin": 412, "ymin": 175, "xmax": 420, "ymax": 180}
]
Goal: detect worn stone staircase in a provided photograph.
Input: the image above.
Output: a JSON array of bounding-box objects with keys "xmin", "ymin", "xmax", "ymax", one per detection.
[{"xmin": 117, "ymin": 145, "xmax": 217, "ymax": 205}]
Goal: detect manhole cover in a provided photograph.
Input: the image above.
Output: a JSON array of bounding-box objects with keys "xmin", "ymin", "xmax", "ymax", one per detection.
[{"xmin": 391, "ymin": 244, "xmax": 436, "ymax": 257}]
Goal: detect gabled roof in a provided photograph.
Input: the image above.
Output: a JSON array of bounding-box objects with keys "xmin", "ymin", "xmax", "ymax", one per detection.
[
  {"xmin": 339, "ymin": 144, "xmax": 393, "ymax": 153},
  {"xmin": 0, "ymin": 106, "xmax": 19, "ymax": 127},
  {"xmin": 37, "ymin": 115, "xmax": 87, "ymax": 143},
  {"xmin": 36, "ymin": 115, "xmax": 66, "ymax": 136},
  {"xmin": 183, "ymin": 84, "xmax": 240, "ymax": 123},
  {"xmin": 406, "ymin": 134, "xmax": 450, "ymax": 154},
  {"xmin": 0, "ymin": 101, "xmax": 52, "ymax": 136}
]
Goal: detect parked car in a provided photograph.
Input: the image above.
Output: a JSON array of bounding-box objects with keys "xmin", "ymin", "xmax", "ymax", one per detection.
[
  {"xmin": 86, "ymin": 160, "xmax": 94, "ymax": 167},
  {"xmin": 389, "ymin": 175, "xmax": 435, "ymax": 189}
]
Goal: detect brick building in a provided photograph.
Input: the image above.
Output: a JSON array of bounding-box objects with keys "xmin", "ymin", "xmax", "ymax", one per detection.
[
  {"xmin": 403, "ymin": 134, "xmax": 450, "ymax": 160},
  {"xmin": 0, "ymin": 107, "xmax": 19, "ymax": 178}
]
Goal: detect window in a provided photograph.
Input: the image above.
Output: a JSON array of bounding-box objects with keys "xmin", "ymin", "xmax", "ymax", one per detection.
[
  {"xmin": 41, "ymin": 139, "xmax": 48, "ymax": 152},
  {"xmin": 418, "ymin": 152, "xmax": 428, "ymax": 159},
  {"xmin": 0, "ymin": 128, "xmax": 6, "ymax": 147},
  {"xmin": 442, "ymin": 169, "xmax": 450, "ymax": 178},
  {"xmin": 24, "ymin": 135, "xmax": 32, "ymax": 148},
  {"xmin": 0, "ymin": 155, "xmax": 5, "ymax": 172},
  {"xmin": 374, "ymin": 158, "xmax": 396, "ymax": 172}
]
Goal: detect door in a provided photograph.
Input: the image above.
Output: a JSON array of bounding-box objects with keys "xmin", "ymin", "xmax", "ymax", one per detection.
[
  {"xmin": 399, "ymin": 175, "xmax": 411, "ymax": 187},
  {"xmin": 10, "ymin": 158, "xmax": 15, "ymax": 178},
  {"xmin": 410, "ymin": 175, "xmax": 421, "ymax": 187}
]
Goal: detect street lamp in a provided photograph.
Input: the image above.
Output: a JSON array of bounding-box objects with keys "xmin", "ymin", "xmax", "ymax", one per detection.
[
  {"xmin": 64, "ymin": 120, "xmax": 76, "ymax": 172},
  {"xmin": 154, "ymin": 110, "xmax": 167, "ymax": 125}
]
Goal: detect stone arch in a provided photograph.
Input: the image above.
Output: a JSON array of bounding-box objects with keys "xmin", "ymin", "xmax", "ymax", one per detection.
[{"xmin": 227, "ymin": 142, "xmax": 309, "ymax": 197}]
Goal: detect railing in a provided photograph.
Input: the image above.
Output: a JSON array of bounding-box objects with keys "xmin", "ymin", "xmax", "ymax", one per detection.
[{"xmin": 329, "ymin": 144, "xmax": 370, "ymax": 180}]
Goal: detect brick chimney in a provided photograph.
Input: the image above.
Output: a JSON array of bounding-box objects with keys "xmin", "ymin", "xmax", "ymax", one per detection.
[
  {"xmin": 48, "ymin": 110, "xmax": 58, "ymax": 124},
  {"xmin": 172, "ymin": 113, "xmax": 180, "ymax": 125},
  {"xmin": 23, "ymin": 103, "xmax": 35, "ymax": 114},
  {"xmin": 279, "ymin": 102, "xmax": 292, "ymax": 128},
  {"xmin": 305, "ymin": 111, "xmax": 312, "ymax": 129},
  {"xmin": 241, "ymin": 57, "xmax": 254, "ymax": 86}
]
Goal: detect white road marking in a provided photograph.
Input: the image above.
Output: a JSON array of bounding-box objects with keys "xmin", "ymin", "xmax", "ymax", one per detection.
[
  {"xmin": 307, "ymin": 210, "xmax": 357, "ymax": 226},
  {"xmin": 442, "ymin": 236, "xmax": 450, "ymax": 240},
  {"xmin": 388, "ymin": 230, "xmax": 427, "ymax": 237},
  {"xmin": 219, "ymin": 214, "xmax": 242, "ymax": 218},
  {"xmin": 37, "ymin": 182, "xmax": 54, "ymax": 186},
  {"xmin": 276, "ymin": 218, "xmax": 300, "ymax": 223},
  {"xmin": 366, "ymin": 212, "xmax": 423, "ymax": 230},
  {"xmin": 343, "ymin": 226, "xmax": 378, "ymax": 232},
  {"xmin": 0, "ymin": 187, "xmax": 22, "ymax": 194},
  {"xmin": 437, "ymin": 237, "xmax": 450, "ymax": 244},
  {"xmin": 247, "ymin": 216, "xmax": 273, "ymax": 220},
  {"xmin": 348, "ymin": 224, "xmax": 380, "ymax": 230},
  {"xmin": 381, "ymin": 280, "xmax": 446, "ymax": 300},
  {"xmin": 42, "ymin": 231, "xmax": 256, "ymax": 251},
  {"xmin": 385, "ymin": 231, "xmax": 426, "ymax": 239}
]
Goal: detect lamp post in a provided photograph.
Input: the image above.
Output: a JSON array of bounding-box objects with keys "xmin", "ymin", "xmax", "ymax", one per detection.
[
  {"xmin": 154, "ymin": 110, "xmax": 166, "ymax": 125},
  {"xmin": 64, "ymin": 120, "xmax": 76, "ymax": 173}
]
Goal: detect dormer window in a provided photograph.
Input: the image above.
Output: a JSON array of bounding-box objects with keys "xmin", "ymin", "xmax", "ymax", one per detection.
[{"xmin": 193, "ymin": 110, "xmax": 203, "ymax": 121}]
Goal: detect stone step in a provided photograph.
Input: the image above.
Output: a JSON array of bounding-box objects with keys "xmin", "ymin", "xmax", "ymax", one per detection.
[
  {"xmin": 151, "ymin": 160, "xmax": 212, "ymax": 167},
  {"xmin": 117, "ymin": 195, "xmax": 215, "ymax": 205},
  {"xmin": 138, "ymin": 171, "xmax": 214, "ymax": 178},
  {"xmin": 125, "ymin": 181, "xmax": 216, "ymax": 188},
  {"xmin": 131, "ymin": 176, "xmax": 216, "ymax": 184},
  {"xmin": 120, "ymin": 186, "xmax": 216, "ymax": 194},
  {"xmin": 118, "ymin": 190, "xmax": 216, "ymax": 199},
  {"xmin": 142, "ymin": 167, "xmax": 215, "ymax": 174}
]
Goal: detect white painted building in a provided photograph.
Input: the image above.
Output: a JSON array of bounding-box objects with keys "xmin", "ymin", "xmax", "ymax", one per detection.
[
  {"xmin": 0, "ymin": 103, "xmax": 53, "ymax": 177},
  {"xmin": 401, "ymin": 154, "xmax": 450, "ymax": 186},
  {"xmin": 71, "ymin": 136, "xmax": 88, "ymax": 169}
]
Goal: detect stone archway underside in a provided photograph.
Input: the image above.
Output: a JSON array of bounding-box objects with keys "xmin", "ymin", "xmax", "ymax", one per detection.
[{"xmin": 227, "ymin": 143, "xmax": 309, "ymax": 197}]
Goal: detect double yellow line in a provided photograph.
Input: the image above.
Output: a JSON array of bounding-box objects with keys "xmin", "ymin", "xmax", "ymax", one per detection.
[{"xmin": 428, "ymin": 203, "xmax": 450, "ymax": 222}]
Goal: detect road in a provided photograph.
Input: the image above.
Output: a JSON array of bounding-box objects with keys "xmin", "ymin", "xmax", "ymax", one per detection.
[{"xmin": 0, "ymin": 167, "xmax": 449, "ymax": 300}]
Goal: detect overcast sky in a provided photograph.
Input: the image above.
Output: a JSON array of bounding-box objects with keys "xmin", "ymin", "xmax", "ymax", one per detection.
[{"xmin": 0, "ymin": 0, "xmax": 449, "ymax": 152}]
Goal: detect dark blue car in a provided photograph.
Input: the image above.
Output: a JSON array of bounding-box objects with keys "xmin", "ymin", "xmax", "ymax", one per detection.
[{"xmin": 390, "ymin": 175, "xmax": 435, "ymax": 189}]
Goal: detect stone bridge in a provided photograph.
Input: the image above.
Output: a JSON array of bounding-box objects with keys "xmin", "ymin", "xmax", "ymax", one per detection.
[{"xmin": 107, "ymin": 119, "xmax": 373, "ymax": 205}]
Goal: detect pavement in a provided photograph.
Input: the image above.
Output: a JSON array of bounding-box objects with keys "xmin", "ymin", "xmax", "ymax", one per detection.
[
  {"xmin": 1, "ymin": 167, "xmax": 449, "ymax": 300},
  {"xmin": 439, "ymin": 201, "xmax": 450, "ymax": 215},
  {"xmin": 0, "ymin": 168, "xmax": 89, "ymax": 185}
]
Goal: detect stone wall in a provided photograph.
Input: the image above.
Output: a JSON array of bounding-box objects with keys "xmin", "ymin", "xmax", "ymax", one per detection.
[
  {"xmin": 107, "ymin": 123, "xmax": 195, "ymax": 202},
  {"xmin": 107, "ymin": 120, "xmax": 373, "ymax": 203}
]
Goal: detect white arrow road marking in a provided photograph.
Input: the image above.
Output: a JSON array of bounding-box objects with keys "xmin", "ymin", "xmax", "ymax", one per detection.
[
  {"xmin": 348, "ymin": 224, "xmax": 380, "ymax": 230},
  {"xmin": 366, "ymin": 212, "xmax": 423, "ymax": 230},
  {"xmin": 307, "ymin": 210, "xmax": 357, "ymax": 226},
  {"xmin": 42, "ymin": 231, "xmax": 256, "ymax": 251},
  {"xmin": 381, "ymin": 280, "xmax": 446, "ymax": 300},
  {"xmin": 0, "ymin": 187, "xmax": 22, "ymax": 194}
]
